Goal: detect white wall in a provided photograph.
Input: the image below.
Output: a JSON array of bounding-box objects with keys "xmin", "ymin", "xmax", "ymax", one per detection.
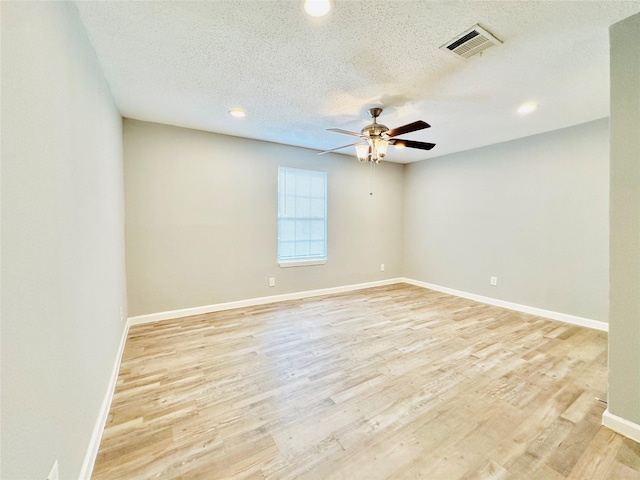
[
  {"xmin": 1, "ymin": 2, "xmax": 127, "ymax": 479},
  {"xmin": 124, "ymin": 119, "xmax": 404, "ymax": 317},
  {"xmin": 608, "ymin": 11, "xmax": 640, "ymax": 434},
  {"xmin": 404, "ymin": 119, "xmax": 610, "ymax": 323}
]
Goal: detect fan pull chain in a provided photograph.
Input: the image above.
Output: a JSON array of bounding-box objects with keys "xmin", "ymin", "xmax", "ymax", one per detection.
[{"xmin": 369, "ymin": 160, "xmax": 375, "ymax": 196}]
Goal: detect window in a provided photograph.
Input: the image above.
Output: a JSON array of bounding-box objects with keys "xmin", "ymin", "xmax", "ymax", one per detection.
[{"xmin": 278, "ymin": 167, "xmax": 327, "ymax": 266}]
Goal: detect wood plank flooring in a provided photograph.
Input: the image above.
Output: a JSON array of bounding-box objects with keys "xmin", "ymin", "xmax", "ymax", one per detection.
[{"xmin": 92, "ymin": 284, "xmax": 640, "ymax": 479}]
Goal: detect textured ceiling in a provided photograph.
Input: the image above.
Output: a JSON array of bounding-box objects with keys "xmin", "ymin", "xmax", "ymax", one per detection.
[{"xmin": 75, "ymin": 0, "xmax": 640, "ymax": 163}]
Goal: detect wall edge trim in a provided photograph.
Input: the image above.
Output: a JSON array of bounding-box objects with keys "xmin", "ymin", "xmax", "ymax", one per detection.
[
  {"xmin": 127, "ymin": 278, "xmax": 405, "ymax": 326},
  {"xmin": 603, "ymin": 409, "xmax": 640, "ymax": 443},
  {"xmin": 79, "ymin": 321, "xmax": 130, "ymax": 480},
  {"xmin": 402, "ymin": 278, "xmax": 608, "ymax": 332}
]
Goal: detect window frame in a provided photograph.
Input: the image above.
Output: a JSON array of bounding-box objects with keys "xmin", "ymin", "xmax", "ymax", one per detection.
[{"xmin": 277, "ymin": 166, "xmax": 328, "ymax": 267}]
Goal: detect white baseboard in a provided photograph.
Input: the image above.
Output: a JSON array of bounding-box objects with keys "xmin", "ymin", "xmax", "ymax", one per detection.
[
  {"xmin": 128, "ymin": 277, "xmax": 608, "ymax": 332},
  {"xmin": 603, "ymin": 409, "xmax": 640, "ymax": 443},
  {"xmin": 402, "ymin": 278, "xmax": 608, "ymax": 332},
  {"xmin": 79, "ymin": 320, "xmax": 130, "ymax": 480},
  {"xmin": 128, "ymin": 278, "xmax": 405, "ymax": 326}
]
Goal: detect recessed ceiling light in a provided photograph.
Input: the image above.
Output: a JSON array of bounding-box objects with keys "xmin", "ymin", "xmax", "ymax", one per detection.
[
  {"xmin": 517, "ymin": 102, "xmax": 538, "ymax": 115},
  {"xmin": 229, "ymin": 109, "xmax": 246, "ymax": 118},
  {"xmin": 304, "ymin": 0, "xmax": 331, "ymax": 17}
]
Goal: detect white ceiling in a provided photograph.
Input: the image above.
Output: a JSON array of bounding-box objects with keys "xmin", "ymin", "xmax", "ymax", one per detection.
[{"xmin": 75, "ymin": 0, "xmax": 640, "ymax": 164}]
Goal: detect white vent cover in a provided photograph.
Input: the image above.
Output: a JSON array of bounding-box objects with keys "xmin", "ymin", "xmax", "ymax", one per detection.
[{"xmin": 440, "ymin": 24, "xmax": 502, "ymax": 59}]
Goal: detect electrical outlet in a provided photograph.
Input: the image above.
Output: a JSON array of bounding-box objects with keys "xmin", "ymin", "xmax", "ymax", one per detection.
[
  {"xmin": 380, "ymin": 264, "xmax": 385, "ymax": 272},
  {"xmin": 490, "ymin": 276, "xmax": 498, "ymax": 286},
  {"xmin": 268, "ymin": 277, "xmax": 276, "ymax": 287},
  {"xmin": 47, "ymin": 460, "xmax": 59, "ymax": 480}
]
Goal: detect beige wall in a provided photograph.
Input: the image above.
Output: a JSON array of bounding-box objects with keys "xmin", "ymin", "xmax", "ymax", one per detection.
[
  {"xmin": 404, "ymin": 119, "xmax": 610, "ymax": 322},
  {"xmin": 608, "ymin": 12, "xmax": 640, "ymax": 428},
  {"xmin": 1, "ymin": 2, "xmax": 127, "ymax": 479},
  {"xmin": 125, "ymin": 117, "xmax": 611, "ymax": 324},
  {"xmin": 124, "ymin": 119, "xmax": 405, "ymax": 317}
]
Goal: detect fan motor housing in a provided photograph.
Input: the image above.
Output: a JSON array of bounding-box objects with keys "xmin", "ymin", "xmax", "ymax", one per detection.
[
  {"xmin": 361, "ymin": 123, "xmax": 388, "ymax": 137},
  {"xmin": 363, "ymin": 107, "xmax": 388, "ymax": 137}
]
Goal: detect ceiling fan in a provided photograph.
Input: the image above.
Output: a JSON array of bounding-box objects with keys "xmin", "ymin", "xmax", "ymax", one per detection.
[{"xmin": 318, "ymin": 107, "xmax": 436, "ymax": 163}]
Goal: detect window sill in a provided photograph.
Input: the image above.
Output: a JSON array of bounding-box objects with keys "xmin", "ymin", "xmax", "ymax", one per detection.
[{"xmin": 278, "ymin": 259, "xmax": 327, "ymax": 268}]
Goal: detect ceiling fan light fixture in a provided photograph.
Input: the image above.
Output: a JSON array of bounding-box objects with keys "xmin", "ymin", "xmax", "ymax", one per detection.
[
  {"xmin": 375, "ymin": 139, "xmax": 388, "ymax": 159},
  {"xmin": 320, "ymin": 107, "xmax": 435, "ymax": 163},
  {"xmin": 355, "ymin": 144, "xmax": 369, "ymax": 162},
  {"xmin": 304, "ymin": 0, "xmax": 331, "ymax": 17}
]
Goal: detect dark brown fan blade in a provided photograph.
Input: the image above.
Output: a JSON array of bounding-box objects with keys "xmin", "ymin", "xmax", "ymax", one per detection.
[
  {"xmin": 317, "ymin": 142, "xmax": 364, "ymax": 155},
  {"xmin": 385, "ymin": 120, "xmax": 430, "ymax": 138},
  {"xmin": 389, "ymin": 139, "xmax": 436, "ymax": 150},
  {"xmin": 327, "ymin": 128, "xmax": 365, "ymax": 138}
]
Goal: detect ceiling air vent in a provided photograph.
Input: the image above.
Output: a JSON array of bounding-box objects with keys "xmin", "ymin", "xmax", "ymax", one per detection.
[{"xmin": 440, "ymin": 24, "xmax": 502, "ymax": 59}]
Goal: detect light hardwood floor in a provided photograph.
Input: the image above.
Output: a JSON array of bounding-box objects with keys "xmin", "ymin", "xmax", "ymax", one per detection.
[{"xmin": 92, "ymin": 284, "xmax": 640, "ymax": 479}]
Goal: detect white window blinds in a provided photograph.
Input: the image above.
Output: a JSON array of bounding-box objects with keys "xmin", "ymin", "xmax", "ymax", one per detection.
[{"xmin": 278, "ymin": 167, "xmax": 327, "ymax": 265}]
